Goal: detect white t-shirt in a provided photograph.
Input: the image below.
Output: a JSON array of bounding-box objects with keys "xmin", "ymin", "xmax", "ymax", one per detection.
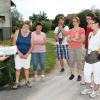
[
  {"xmin": 88, "ymin": 29, "xmax": 100, "ymax": 54},
  {"xmin": 54, "ymin": 26, "xmax": 69, "ymax": 45}
]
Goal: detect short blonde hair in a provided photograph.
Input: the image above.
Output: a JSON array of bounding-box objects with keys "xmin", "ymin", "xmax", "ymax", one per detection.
[
  {"xmin": 22, "ymin": 20, "xmax": 32, "ymax": 29},
  {"xmin": 73, "ymin": 16, "xmax": 80, "ymax": 24}
]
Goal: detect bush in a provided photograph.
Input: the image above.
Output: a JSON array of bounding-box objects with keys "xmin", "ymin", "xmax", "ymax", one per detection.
[
  {"xmin": 0, "ymin": 56, "xmax": 15, "ymax": 87},
  {"xmin": 31, "ymin": 21, "xmax": 52, "ymax": 33}
]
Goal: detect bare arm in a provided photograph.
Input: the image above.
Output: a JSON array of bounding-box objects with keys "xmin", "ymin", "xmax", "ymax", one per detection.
[
  {"xmin": 13, "ymin": 30, "xmax": 24, "ymax": 58},
  {"xmin": 24, "ymin": 37, "xmax": 34, "ymax": 59}
]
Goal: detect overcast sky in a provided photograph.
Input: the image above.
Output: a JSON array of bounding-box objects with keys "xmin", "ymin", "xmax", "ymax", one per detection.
[{"xmin": 13, "ymin": 0, "xmax": 100, "ymax": 20}]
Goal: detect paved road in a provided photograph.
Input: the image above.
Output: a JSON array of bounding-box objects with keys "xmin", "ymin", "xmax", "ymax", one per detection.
[{"xmin": 0, "ymin": 61, "xmax": 100, "ymax": 100}]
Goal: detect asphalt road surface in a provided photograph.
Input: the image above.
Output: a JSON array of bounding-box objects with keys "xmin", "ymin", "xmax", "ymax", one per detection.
[{"xmin": 0, "ymin": 61, "xmax": 100, "ymax": 100}]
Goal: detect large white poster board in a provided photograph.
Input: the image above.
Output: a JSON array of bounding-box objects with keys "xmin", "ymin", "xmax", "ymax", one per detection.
[{"xmin": 0, "ymin": 46, "xmax": 17, "ymax": 56}]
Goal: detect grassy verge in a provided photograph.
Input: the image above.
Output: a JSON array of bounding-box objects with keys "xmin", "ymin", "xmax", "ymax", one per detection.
[{"xmin": 46, "ymin": 30, "xmax": 54, "ymax": 38}]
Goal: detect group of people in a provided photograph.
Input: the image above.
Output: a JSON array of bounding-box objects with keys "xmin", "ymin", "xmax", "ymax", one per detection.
[
  {"xmin": 0, "ymin": 12, "xmax": 100, "ymax": 98},
  {"xmin": 54, "ymin": 13, "xmax": 100, "ymax": 98},
  {"xmin": 54, "ymin": 15, "xmax": 85, "ymax": 81},
  {"xmin": 12, "ymin": 22, "xmax": 47, "ymax": 89}
]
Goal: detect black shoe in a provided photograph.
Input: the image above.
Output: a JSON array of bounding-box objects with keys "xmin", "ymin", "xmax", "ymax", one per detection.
[
  {"xmin": 69, "ymin": 74, "xmax": 74, "ymax": 80},
  {"xmin": 60, "ymin": 68, "xmax": 65, "ymax": 72},
  {"xmin": 77, "ymin": 75, "xmax": 82, "ymax": 81}
]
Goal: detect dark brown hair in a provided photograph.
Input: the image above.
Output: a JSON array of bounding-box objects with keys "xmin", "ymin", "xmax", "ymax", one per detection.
[{"xmin": 91, "ymin": 16, "xmax": 100, "ymax": 26}]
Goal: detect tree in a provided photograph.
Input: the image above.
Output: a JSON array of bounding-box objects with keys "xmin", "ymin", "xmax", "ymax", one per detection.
[
  {"xmin": 77, "ymin": 8, "xmax": 100, "ymax": 29},
  {"xmin": 77, "ymin": 9, "xmax": 92, "ymax": 29},
  {"xmin": 11, "ymin": 9, "xmax": 23, "ymax": 33},
  {"xmin": 29, "ymin": 11, "xmax": 51, "ymax": 32}
]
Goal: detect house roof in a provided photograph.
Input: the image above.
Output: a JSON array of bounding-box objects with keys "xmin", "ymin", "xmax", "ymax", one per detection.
[{"xmin": 11, "ymin": 0, "xmax": 16, "ymax": 7}]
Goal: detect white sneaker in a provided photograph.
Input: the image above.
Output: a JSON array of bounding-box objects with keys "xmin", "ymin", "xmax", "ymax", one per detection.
[
  {"xmin": 13, "ymin": 82, "xmax": 20, "ymax": 89},
  {"xmin": 25, "ymin": 81, "xmax": 32, "ymax": 88},
  {"xmin": 80, "ymin": 80, "xmax": 85, "ymax": 85},
  {"xmin": 33, "ymin": 75, "xmax": 38, "ymax": 82},
  {"xmin": 90, "ymin": 84, "xmax": 94, "ymax": 88},
  {"xmin": 81, "ymin": 89, "xmax": 92, "ymax": 95},
  {"xmin": 89, "ymin": 90, "xmax": 99, "ymax": 98},
  {"xmin": 41, "ymin": 75, "xmax": 45, "ymax": 82}
]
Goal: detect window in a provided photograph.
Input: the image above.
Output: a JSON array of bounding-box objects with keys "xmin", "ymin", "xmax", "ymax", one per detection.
[{"xmin": 0, "ymin": 16, "xmax": 5, "ymax": 23}]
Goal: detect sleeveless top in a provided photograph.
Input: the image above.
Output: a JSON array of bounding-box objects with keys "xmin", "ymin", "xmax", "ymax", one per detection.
[{"xmin": 16, "ymin": 31, "xmax": 31, "ymax": 55}]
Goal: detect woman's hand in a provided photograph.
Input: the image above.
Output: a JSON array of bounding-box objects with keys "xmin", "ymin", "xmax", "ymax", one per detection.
[
  {"xmin": 24, "ymin": 53, "xmax": 29, "ymax": 59},
  {"xmin": 97, "ymin": 48, "xmax": 100, "ymax": 54},
  {"xmin": 18, "ymin": 52, "xmax": 24, "ymax": 59}
]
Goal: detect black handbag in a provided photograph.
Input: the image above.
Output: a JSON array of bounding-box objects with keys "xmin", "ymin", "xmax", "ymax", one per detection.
[{"xmin": 85, "ymin": 51, "xmax": 100, "ymax": 64}]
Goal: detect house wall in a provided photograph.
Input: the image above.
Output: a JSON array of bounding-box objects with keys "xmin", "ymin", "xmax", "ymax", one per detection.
[{"xmin": 0, "ymin": 0, "xmax": 11, "ymax": 40}]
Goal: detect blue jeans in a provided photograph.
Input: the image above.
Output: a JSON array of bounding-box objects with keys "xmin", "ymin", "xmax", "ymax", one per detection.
[{"xmin": 32, "ymin": 52, "xmax": 46, "ymax": 71}]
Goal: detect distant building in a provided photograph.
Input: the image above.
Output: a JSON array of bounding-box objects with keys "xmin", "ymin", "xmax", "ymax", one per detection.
[{"xmin": 0, "ymin": 0, "xmax": 15, "ymax": 40}]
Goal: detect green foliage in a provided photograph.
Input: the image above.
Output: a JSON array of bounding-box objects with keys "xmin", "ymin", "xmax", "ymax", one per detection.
[
  {"xmin": 45, "ymin": 43, "xmax": 56, "ymax": 72},
  {"xmin": 77, "ymin": 8, "xmax": 100, "ymax": 29},
  {"xmin": 11, "ymin": 9, "xmax": 23, "ymax": 33},
  {"xmin": 29, "ymin": 11, "xmax": 52, "ymax": 32},
  {"xmin": 0, "ymin": 56, "xmax": 15, "ymax": 87},
  {"xmin": 41, "ymin": 21, "xmax": 52, "ymax": 32},
  {"xmin": 65, "ymin": 18, "xmax": 73, "ymax": 29},
  {"xmin": 46, "ymin": 31, "xmax": 54, "ymax": 38},
  {"xmin": 29, "ymin": 11, "xmax": 48, "ymax": 22},
  {"xmin": 77, "ymin": 9, "xmax": 91, "ymax": 29},
  {"xmin": 0, "ymin": 39, "xmax": 12, "ymax": 45}
]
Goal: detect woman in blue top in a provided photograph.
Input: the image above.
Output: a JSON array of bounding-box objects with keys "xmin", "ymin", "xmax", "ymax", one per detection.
[{"xmin": 13, "ymin": 20, "xmax": 33, "ymax": 89}]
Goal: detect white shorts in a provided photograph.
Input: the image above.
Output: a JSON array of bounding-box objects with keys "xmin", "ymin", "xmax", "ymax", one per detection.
[
  {"xmin": 14, "ymin": 54, "xmax": 31, "ymax": 70},
  {"xmin": 84, "ymin": 61, "xmax": 100, "ymax": 84}
]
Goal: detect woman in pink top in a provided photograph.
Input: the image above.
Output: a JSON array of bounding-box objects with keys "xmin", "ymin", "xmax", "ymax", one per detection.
[
  {"xmin": 32, "ymin": 23, "xmax": 46, "ymax": 81},
  {"xmin": 67, "ymin": 17, "xmax": 85, "ymax": 81}
]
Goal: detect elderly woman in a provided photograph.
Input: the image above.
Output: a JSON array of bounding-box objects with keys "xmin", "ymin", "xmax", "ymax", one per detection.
[
  {"xmin": 13, "ymin": 20, "xmax": 33, "ymax": 89},
  {"xmin": 32, "ymin": 22, "xmax": 46, "ymax": 81},
  {"xmin": 67, "ymin": 17, "xmax": 85, "ymax": 81},
  {"xmin": 81, "ymin": 17, "xmax": 100, "ymax": 98}
]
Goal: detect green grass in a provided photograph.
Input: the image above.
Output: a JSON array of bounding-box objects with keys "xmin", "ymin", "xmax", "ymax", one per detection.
[
  {"xmin": 0, "ymin": 39, "xmax": 12, "ymax": 45},
  {"xmin": 46, "ymin": 30, "xmax": 54, "ymax": 38}
]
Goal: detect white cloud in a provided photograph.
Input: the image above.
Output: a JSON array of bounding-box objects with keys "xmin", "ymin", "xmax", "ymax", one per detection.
[{"xmin": 12, "ymin": 0, "xmax": 100, "ymax": 20}]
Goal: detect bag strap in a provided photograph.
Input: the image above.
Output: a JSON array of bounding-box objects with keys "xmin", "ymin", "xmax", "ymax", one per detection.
[{"xmin": 88, "ymin": 33, "xmax": 92, "ymax": 52}]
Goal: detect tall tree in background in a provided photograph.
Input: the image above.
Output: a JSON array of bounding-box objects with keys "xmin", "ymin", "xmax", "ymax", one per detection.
[
  {"xmin": 29, "ymin": 11, "xmax": 52, "ymax": 32},
  {"xmin": 77, "ymin": 8, "xmax": 100, "ymax": 29},
  {"xmin": 11, "ymin": 9, "xmax": 23, "ymax": 33}
]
